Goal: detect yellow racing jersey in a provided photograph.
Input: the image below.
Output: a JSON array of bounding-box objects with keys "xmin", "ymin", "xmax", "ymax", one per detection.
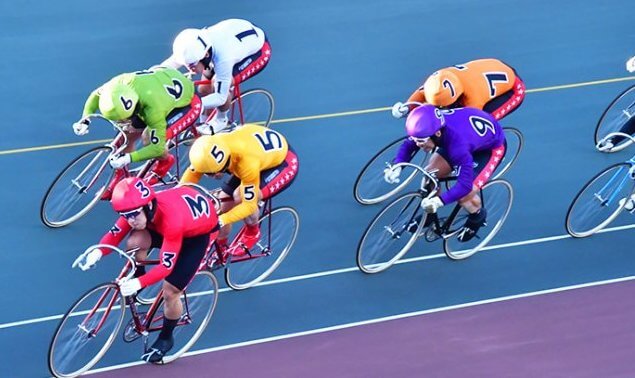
[{"xmin": 181, "ymin": 124, "xmax": 289, "ymax": 225}]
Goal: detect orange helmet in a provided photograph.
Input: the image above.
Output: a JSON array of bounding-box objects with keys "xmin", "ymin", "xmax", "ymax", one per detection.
[{"xmin": 423, "ymin": 70, "xmax": 464, "ymax": 107}]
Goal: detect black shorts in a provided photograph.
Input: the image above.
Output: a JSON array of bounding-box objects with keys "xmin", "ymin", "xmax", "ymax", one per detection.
[{"xmin": 148, "ymin": 229, "xmax": 209, "ymax": 291}]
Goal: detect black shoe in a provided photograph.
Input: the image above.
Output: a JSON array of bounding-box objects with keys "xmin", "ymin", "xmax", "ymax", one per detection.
[
  {"xmin": 457, "ymin": 208, "xmax": 487, "ymax": 243},
  {"xmin": 141, "ymin": 336, "xmax": 174, "ymax": 364}
]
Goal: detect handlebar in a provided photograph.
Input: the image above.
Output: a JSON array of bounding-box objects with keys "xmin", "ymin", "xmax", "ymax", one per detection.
[
  {"xmin": 77, "ymin": 244, "xmax": 140, "ymax": 281},
  {"xmin": 390, "ymin": 162, "xmax": 439, "ymax": 197},
  {"xmin": 84, "ymin": 114, "xmax": 130, "ymax": 155}
]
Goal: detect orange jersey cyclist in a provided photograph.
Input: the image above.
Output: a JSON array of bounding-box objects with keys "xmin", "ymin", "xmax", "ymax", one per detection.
[
  {"xmin": 392, "ymin": 58, "xmax": 526, "ymax": 121},
  {"xmin": 180, "ymin": 124, "xmax": 299, "ymax": 252}
]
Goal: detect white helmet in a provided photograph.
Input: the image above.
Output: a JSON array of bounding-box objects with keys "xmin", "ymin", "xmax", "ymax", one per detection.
[{"xmin": 172, "ymin": 28, "xmax": 209, "ymax": 67}]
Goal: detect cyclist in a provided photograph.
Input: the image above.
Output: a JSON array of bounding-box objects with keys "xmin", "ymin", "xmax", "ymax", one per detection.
[
  {"xmin": 598, "ymin": 56, "xmax": 635, "ymax": 151},
  {"xmin": 72, "ymin": 67, "xmax": 202, "ymax": 199},
  {"xmin": 386, "ymin": 104, "xmax": 506, "ymax": 242},
  {"xmin": 179, "ymin": 124, "xmax": 299, "ymax": 253},
  {"xmin": 391, "ymin": 58, "xmax": 525, "ymax": 121},
  {"xmin": 160, "ymin": 19, "xmax": 271, "ymax": 135},
  {"xmin": 73, "ymin": 177, "xmax": 220, "ymax": 363}
]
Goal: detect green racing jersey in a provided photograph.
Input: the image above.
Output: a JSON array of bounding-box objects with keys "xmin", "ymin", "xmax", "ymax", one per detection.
[{"xmin": 82, "ymin": 67, "xmax": 194, "ymax": 162}]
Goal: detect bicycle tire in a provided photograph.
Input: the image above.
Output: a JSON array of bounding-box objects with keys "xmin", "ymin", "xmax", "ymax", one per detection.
[
  {"xmin": 594, "ymin": 84, "xmax": 635, "ymax": 152},
  {"xmin": 225, "ymin": 206, "xmax": 299, "ymax": 290},
  {"xmin": 565, "ymin": 162, "xmax": 635, "ymax": 238},
  {"xmin": 40, "ymin": 146, "xmax": 114, "ymax": 228},
  {"xmin": 353, "ymin": 136, "xmax": 430, "ymax": 205},
  {"xmin": 48, "ymin": 283, "xmax": 125, "ymax": 377},
  {"xmin": 356, "ymin": 191, "xmax": 427, "ymax": 273},
  {"xmin": 443, "ymin": 179, "xmax": 513, "ymax": 260},
  {"xmin": 230, "ymin": 88, "xmax": 275, "ymax": 128}
]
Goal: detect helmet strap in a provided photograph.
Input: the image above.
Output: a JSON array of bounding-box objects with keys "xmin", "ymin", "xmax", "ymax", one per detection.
[{"xmin": 144, "ymin": 199, "xmax": 158, "ymax": 222}]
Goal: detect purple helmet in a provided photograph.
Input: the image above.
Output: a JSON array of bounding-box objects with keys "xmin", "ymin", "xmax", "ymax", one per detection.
[{"xmin": 405, "ymin": 104, "xmax": 446, "ymax": 138}]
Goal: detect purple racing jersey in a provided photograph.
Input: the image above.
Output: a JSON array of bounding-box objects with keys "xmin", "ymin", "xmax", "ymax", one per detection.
[{"xmin": 394, "ymin": 107, "xmax": 505, "ymax": 204}]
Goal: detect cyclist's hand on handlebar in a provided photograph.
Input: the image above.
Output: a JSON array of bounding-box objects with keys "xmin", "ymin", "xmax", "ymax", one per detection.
[
  {"xmin": 384, "ymin": 165, "xmax": 402, "ymax": 184},
  {"xmin": 627, "ymin": 56, "xmax": 635, "ymax": 73},
  {"xmin": 421, "ymin": 196, "xmax": 443, "ymax": 213},
  {"xmin": 118, "ymin": 277, "xmax": 142, "ymax": 296},
  {"xmin": 391, "ymin": 102, "xmax": 409, "ymax": 119},
  {"xmin": 109, "ymin": 153, "xmax": 131, "ymax": 169},
  {"xmin": 72, "ymin": 118, "xmax": 91, "ymax": 136},
  {"xmin": 72, "ymin": 248, "xmax": 103, "ymax": 271}
]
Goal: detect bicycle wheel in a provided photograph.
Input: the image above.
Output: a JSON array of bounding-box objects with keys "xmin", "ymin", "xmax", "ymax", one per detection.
[
  {"xmin": 356, "ymin": 191, "xmax": 427, "ymax": 274},
  {"xmin": 230, "ymin": 88, "xmax": 274, "ymax": 127},
  {"xmin": 443, "ymin": 179, "xmax": 513, "ymax": 260},
  {"xmin": 48, "ymin": 283, "xmax": 125, "ymax": 378},
  {"xmin": 492, "ymin": 127, "xmax": 523, "ymax": 180},
  {"xmin": 225, "ymin": 207, "xmax": 299, "ymax": 290},
  {"xmin": 594, "ymin": 84, "xmax": 635, "ymax": 152},
  {"xmin": 40, "ymin": 146, "xmax": 115, "ymax": 228},
  {"xmin": 353, "ymin": 137, "xmax": 431, "ymax": 205},
  {"xmin": 565, "ymin": 162, "xmax": 635, "ymax": 238},
  {"xmin": 156, "ymin": 270, "xmax": 219, "ymax": 364}
]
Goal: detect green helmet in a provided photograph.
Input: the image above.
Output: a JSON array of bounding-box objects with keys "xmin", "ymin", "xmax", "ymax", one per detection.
[{"xmin": 98, "ymin": 82, "xmax": 139, "ymax": 121}]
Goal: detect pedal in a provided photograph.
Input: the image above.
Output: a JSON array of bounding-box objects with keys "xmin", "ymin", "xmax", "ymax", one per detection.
[{"xmin": 122, "ymin": 316, "xmax": 145, "ymax": 343}]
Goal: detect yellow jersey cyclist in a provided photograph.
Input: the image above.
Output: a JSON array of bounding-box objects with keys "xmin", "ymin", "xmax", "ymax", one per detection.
[
  {"xmin": 72, "ymin": 67, "xmax": 202, "ymax": 198},
  {"xmin": 179, "ymin": 124, "xmax": 299, "ymax": 251}
]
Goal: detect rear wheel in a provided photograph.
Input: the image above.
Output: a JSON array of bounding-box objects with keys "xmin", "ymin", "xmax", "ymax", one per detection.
[
  {"xmin": 594, "ymin": 84, "xmax": 635, "ymax": 152},
  {"xmin": 225, "ymin": 207, "xmax": 299, "ymax": 290},
  {"xmin": 230, "ymin": 88, "xmax": 275, "ymax": 127}
]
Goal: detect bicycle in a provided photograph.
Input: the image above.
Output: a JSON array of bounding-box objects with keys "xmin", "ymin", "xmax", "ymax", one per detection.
[
  {"xmin": 565, "ymin": 136, "xmax": 635, "ymax": 237},
  {"xmin": 135, "ymin": 184, "xmax": 299, "ymax": 306},
  {"xmin": 356, "ymin": 161, "xmax": 514, "ymax": 274},
  {"xmin": 48, "ymin": 244, "xmax": 219, "ymax": 378},
  {"xmin": 40, "ymin": 82, "xmax": 275, "ymax": 229},
  {"xmin": 594, "ymin": 84, "xmax": 635, "ymax": 153},
  {"xmin": 353, "ymin": 114, "xmax": 523, "ymax": 205}
]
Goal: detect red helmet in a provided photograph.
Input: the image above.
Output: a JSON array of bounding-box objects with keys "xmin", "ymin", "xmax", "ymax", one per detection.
[{"xmin": 111, "ymin": 177, "xmax": 155, "ymax": 212}]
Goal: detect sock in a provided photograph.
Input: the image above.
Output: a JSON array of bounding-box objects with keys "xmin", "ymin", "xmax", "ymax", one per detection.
[
  {"xmin": 159, "ymin": 317, "xmax": 179, "ymax": 340},
  {"xmin": 245, "ymin": 224, "xmax": 259, "ymax": 235},
  {"xmin": 216, "ymin": 110, "xmax": 228, "ymax": 120}
]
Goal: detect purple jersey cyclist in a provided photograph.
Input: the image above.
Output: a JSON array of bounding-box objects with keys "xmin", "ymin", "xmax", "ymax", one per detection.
[{"xmin": 385, "ymin": 104, "xmax": 506, "ymax": 242}]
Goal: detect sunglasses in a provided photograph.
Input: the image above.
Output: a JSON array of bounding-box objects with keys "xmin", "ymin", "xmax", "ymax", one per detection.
[
  {"xmin": 410, "ymin": 136, "xmax": 431, "ymax": 144},
  {"xmin": 119, "ymin": 207, "xmax": 143, "ymax": 219}
]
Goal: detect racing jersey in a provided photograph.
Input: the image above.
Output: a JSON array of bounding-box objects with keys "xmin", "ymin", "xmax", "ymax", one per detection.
[
  {"xmin": 395, "ymin": 107, "xmax": 505, "ymax": 204},
  {"xmin": 99, "ymin": 185, "xmax": 219, "ymax": 288},
  {"xmin": 162, "ymin": 19, "xmax": 266, "ymax": 109},
  {"xmin": 180, "ymin": 124, "xmax": 288, "ymax": 225},
  {"xmin": 408, "ymin": 59, "xmax": 518, "ymax": 109},
  {"xmin": 82, "ymin": 68, "xmax": 194, "ymax": 162}
]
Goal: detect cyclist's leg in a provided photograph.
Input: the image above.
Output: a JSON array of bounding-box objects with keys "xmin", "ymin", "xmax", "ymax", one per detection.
[
  {"xmin": 126, "ymin": 229, "xmax": 161, "ymax": 278},
  {"xmin": 457, "ymin": 144, "xmax": 506, "ymax": 241},
  {"xmin": 484, "ymin": 76, "xmax": 526, "ymax": 120},
  {"xmin": 235, "ymin": 146, "xmax": 299, "ymax": 249},
  {"xmin": 142, "ymin": 233, "xmax": 210, "ymax": 363}
]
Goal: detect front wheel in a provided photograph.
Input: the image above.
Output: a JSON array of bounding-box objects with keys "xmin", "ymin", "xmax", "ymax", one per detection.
[
  {"xmin": 230, "ymin": 88, "xmax": 275, "ymax": 128},
  {"xmin": 353, "ymin": 137, "xmax": 431, "ymax": 205},
  {"xmin": 565, "ymin": 162, "xmax": 635, "ymax": 238},
  {"xmin": 442, "ymin": 179, "xmax": 513, "ymax": 260},
  {"xmin": 48, "ymin": 283, "xmax": 125, "ymax": 378},
  {"xmin": 356, "ymin": 191, "xmax": 427, "ymax": 274},
  {"xmin": 225, "ymin": 207, "xmax": 299, "ymax": 290},
  {"xmin": 40, "ymin": 146, "xmax": 114, "ymax": 228}
]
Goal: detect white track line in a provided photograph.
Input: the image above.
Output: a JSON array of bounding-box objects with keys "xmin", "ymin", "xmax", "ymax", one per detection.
[
  {"xmin": 3, "ymin": 223, "xmax": 635, "ymax": 331},
  {"xmin": 84, "ymin": 274, "xmax": 635, "ymax": 375}
]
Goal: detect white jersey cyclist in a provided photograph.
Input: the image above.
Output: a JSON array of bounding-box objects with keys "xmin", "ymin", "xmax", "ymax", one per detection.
[{"xmin": 161, "ymin": 19, "xmax": 271, "ymax": 134}]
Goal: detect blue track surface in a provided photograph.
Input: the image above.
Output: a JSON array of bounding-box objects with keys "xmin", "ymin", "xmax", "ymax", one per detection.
[{"xmin": 1, "ymin": 0, "xmax": 635, "ymax": 376}]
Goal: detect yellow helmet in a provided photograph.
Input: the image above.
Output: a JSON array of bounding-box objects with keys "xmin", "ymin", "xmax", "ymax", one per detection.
[
  {"xmin": 423, "ymin": 70, "xmax": 463, "ymax": 107},
  {"xmin": 99, "ymin": 81, "xmax": 138, "ymax": 121},
  {"xmin": 189, "ymin": 135, "xmax": 230, "ymax": 173}
]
